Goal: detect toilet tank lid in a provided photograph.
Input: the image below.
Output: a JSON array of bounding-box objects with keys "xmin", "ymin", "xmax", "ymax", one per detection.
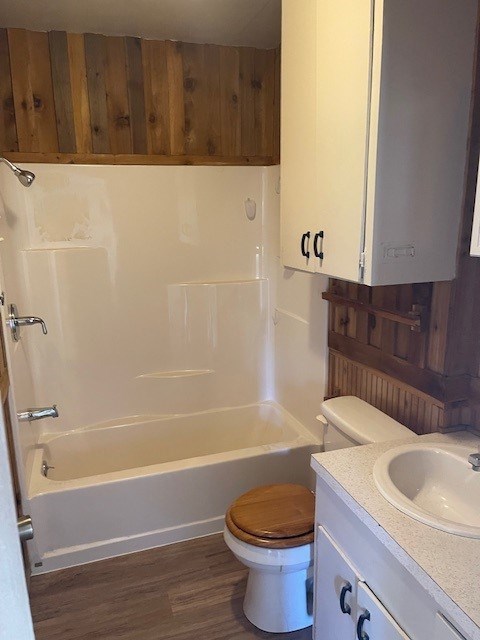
[{"xmin": 320, "ymin": 396, "xmax": 414, "ymax": 444}]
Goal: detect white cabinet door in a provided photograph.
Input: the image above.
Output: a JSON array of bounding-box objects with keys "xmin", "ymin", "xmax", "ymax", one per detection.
[
  {"xmin": 281, "ymin": 0, "xmax": 320, "ymax": 274},
  {"xmin": 356, "ymin": 582, "xmax": 410, "ymax": 640},
  {"xmin": 314, "ymin": 526, "xmax": 362, "ymax": 640},
  {"xmin": 435, "ymin": 614, "xmax": 466, "ymax": 640},
  {"xmin": 314, "ymin": 0, "xmax": 373, "ymax": 282}
]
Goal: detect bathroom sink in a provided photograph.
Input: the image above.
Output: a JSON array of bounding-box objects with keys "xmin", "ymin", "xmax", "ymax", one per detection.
[{"xmin": 373, "ymin": 443, "xmax": 480, "ymax": 537}]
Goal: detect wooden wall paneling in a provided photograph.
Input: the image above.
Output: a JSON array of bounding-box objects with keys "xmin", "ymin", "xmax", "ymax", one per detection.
[
  {"xmin": 165, "ymin": 41, "xmax": 185, "ymax": 156},
  {"xmin": 368, "ymin": 285, "xmax": 383, "ymax": 348},
  {"xmin": 67, "ymin": 33, "xmax": 92, "ymax": 154},
  {"xmin": 142, "ymin": 39, "xmax": 170, "ymax": 155},
  {"xmin": 253, "ymin": 48, "xmax": 275, "ymax": 156},
  {"xmin": 407, "ymin": 282, "xmax": 431, "ymax": 369},
  {"xmin": 182, "ymin": 42, "xmax": 208, "ymax": 155},
  {"xmin": 84, "ymin": 33, "xmax": 109, "ymax": 153},
  {"xmin": 354, "ymin": 284, "xmax": 370, "ymax": 344},
  {"xmin": 125, "ymin": 37, "xmax": 147, "ymax": 154},
  {"xmin": 329, "ymin": 351, "xmax": 446, "ymax": 435},
  {"xmin": 379, "ymin": 286, "xmax": 397, "ymax": 355},
  {"xmin": 105, "ymin": 36, "xmax": 132, "ymax": 154},
  {"xmin": 394, "ymin": 284, "xmax": 413, "ymax": 360},
  {"xmin": 1, "ymin": 29, "xmax": 279, "ymax": 164},
  {"xmin": 345, "ymin": 283, "xmax": 358, "ymax": 339},
  {"xmin": 182, "ymin": 43, "xmax": 208, "ymax": 155},
  {"xmin": 9, "ymin": 29, "xmax": 58, "ymax": 152},
  {"xmin": 48, "ymin": 31, "xmax": 76, "ymax": 153},
  {"xmin": 239, "ymin": 47, "xmax": 256, "ymax": 156},
  {"xmin": 328, "ymin": 331, "xmax": 470, "ymax": 404},
  {"xmin": 426, "ymin": 281, "xmax": 451, "ymax": 373},
  {"xmin": 0, "ymin": 29, "xmax": 18, "ymax": 152},
  {"xmin": 203, "ymin": 44, "xmax": 222, "ymax": 156},
  {"xmin": 330, "ymin": 279, "xmax": 349, "ymax": 336},
  {"xmin": 219, "ymin": 46, "xmax": 241, "ymax": 156}
]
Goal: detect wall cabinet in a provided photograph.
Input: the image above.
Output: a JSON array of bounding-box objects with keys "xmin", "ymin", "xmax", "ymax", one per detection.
[{"xmin": 281, "ymin": 0, "xmax": 477, "ymax": 285}]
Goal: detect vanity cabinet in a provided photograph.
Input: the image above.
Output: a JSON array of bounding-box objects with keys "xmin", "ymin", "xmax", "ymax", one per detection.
[
  {"xmin": 313, "ymin": 476, "xmax": 473, "ymax": 640},
  {"xmin": 281, "ymin": 0, "xmax": 477, "ymax": 285},
  {"xmin": 315, "ymin": 526, "xmax": 410, "ymax": 640}
]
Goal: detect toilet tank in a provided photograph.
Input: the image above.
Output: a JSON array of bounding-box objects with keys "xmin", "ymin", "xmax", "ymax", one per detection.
[{"xmin": 317, "ymin": 396, "xmax": 415, "ymax": 452}]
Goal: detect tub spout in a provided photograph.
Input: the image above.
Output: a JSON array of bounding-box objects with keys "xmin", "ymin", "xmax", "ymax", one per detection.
[{"xmin": 17, "ymin": 405, "xmax": 59, "ymax": 422}]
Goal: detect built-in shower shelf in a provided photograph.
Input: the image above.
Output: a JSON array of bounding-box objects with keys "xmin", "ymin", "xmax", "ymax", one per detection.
[
  {"xmin": 22, "ymin": 246, "xmax": 101, "ymax": 252},
  {"xmin": 174, "ymin": 278, "xmax": 266, "ymax": 286},
  {"xmin": 136, "ymin": 370, "xmax": 214, "ymax": 379}
]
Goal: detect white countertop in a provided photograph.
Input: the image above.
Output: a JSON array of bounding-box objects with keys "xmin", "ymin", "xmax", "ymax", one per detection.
[{"xmin": 311, "ymin": 431, "xmax": 480, "ymax": 640}]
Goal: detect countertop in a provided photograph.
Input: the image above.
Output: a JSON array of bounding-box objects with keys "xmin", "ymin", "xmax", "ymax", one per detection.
[{"xmin": 311, "ymin": 431, "xmax": 480, "ymax": 640}]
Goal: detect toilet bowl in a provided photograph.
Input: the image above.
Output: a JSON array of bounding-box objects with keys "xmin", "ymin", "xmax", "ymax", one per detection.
[
  {"xmin": 223, "ymin": 483, "xmax": 315, "ymax": 633},
  {"xmin": 224, "ymin": 397, "xmax": 415, "ymax": 633}
]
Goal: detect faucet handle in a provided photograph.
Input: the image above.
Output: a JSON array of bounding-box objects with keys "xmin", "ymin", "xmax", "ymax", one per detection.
[{"xmin": 468, "ymin": 452, "xmax": 480, "ymax": 471}]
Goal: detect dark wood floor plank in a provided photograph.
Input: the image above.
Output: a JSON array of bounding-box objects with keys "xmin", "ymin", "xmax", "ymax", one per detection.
[{"xmin": 30, "ymin": 533, "xmax": 312, "ymax": 640}]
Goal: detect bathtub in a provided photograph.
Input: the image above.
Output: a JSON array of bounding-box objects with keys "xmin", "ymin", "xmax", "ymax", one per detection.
[{"xmin": 28, "ymin": 401, "xmax": 321, "ymax": 573}]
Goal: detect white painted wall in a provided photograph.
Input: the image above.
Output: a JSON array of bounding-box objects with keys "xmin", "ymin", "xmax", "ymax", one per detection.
[{"xmin": 264, "ymin": 166, "xmax": 329, "ymax": 438}]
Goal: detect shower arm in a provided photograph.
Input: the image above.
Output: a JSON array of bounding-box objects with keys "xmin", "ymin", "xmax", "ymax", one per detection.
[{"xmin": 0, "ymin": 157, "xmax": 20, "ymax": 174}]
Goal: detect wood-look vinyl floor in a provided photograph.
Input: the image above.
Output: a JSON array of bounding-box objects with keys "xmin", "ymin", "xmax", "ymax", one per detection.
[{"xmin": 29, "ymin": 534, "xmax": 313, "ymax": 640}]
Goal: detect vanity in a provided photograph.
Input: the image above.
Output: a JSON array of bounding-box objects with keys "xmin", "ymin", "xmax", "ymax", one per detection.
[{"xmin": 311, "ymin": 432, "xmax": 480, "ymax": 640}]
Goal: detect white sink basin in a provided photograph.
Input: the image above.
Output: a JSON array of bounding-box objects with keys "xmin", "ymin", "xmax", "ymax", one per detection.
[{"xmin": 373, "ymin": 443, "xmax": 480, "ymax": 537}]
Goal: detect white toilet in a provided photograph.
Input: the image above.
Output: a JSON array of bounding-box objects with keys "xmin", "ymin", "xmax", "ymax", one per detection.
[{"xmin": 223, "ymin": 396, "xmax": 415, "ymax": 633}]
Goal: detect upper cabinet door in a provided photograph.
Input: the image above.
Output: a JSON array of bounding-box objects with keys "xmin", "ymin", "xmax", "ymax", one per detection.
[
  {"xmin": 314, "ymin": 0, "xmax": 374, "ymax": 282},
  {"xmin": 281, "ymin": 0, "xmax": 320, "ymax": 274}
]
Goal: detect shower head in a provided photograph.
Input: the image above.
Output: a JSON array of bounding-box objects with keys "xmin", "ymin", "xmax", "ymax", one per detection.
[{"xmin": 0, "ymin": 157, "xmax": 35, "ymax": 187}]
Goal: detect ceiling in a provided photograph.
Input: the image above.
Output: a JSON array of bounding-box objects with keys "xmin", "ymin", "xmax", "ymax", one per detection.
[{"xmin": 0, "ymin": 0, "xmax": 281, "ymax": 48}]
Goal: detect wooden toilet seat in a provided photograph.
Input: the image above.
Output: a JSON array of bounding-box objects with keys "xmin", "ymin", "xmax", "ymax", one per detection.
[{"xmin": 225, "ymin": 484, "xmax": 315, "ymax": 549}]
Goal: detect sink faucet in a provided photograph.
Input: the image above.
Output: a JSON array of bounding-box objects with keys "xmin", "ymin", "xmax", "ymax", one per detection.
[{"xmin": 468, "ymin": 452, "xmax": 480, "ymax": 471}]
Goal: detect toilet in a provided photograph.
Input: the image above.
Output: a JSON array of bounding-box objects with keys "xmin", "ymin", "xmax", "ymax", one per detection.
[{"xmin": 223, "ymin": 396, "xmax": 415, "ymax": 633}]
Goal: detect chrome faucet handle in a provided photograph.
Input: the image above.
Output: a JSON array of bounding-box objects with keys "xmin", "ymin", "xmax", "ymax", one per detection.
[
  {"xmin": 7, "ymin": 304, "xmax": 48, "ymax": 341},
  {"xmin": 468, "ymin": 452, "xmax": 480, "ymax": 471}
]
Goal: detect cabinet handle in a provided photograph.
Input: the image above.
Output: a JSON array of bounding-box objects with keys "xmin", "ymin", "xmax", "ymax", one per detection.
[
  {"xmin": 339, "ymin": 581, "xmax": 352, "ymax": 615},
  {"xmin": 357, "ymin": 610, "xmax": 371, "ymax": 640},
  {"xmin": 301, "ymin": 232, "xmax": 311, "ymax": 259},
  {"xmin": 313, "ymin": 230, "xmax": 324, "ymax": 259}
]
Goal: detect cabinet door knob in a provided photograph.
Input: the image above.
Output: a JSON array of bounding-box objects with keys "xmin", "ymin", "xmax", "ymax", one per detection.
[
  {"xmin": 357, "ymin": 610, "xmax": 371, "ymax": 640},
  {"xmin": 313, "ymin": 231, "xmax": 324, "ymax": 259},
  {"xmin": 301, "ymin": 231, "xmax": 311, "ymax": 258},
  {"xmin": 339, "ymin": 581, "xmax": 352, "ymax": 615}
]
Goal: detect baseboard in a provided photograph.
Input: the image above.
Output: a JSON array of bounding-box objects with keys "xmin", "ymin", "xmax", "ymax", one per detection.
[{"xmin": 32, "ymin": 515, "xmax": 225, "ymax": 575}]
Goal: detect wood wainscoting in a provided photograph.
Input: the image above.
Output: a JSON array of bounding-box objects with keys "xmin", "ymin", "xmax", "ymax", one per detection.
[{"xmin": 0, "ymin": 28, "xmax": 280, "ymax": 165}]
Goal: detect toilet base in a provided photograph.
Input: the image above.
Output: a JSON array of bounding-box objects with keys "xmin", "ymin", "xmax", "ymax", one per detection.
[{"xmin": 243, "ymin": 565, "xmax": 314, "ymax": 633}]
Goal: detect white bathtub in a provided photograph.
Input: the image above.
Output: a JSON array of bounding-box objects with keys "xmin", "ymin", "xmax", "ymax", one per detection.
[{"xmin": 28, "ymin": 402, "xmax": 321, "ymax": 573}]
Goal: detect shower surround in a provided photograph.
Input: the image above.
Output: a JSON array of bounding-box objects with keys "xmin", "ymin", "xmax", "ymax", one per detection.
[{"xmin": 0, "ymin": 163, "xmax": 327, "ymax": 571}]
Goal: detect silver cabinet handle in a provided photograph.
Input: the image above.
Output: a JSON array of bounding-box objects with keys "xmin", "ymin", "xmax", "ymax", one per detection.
[{"xmin": 17, "ymin": 515, "xmax": 34, "ymax": 542}]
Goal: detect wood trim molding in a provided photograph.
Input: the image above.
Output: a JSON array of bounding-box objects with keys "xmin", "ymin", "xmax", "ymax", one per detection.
[
  {"xmin": 1, "ymin": 152, "xmax": 278, "ymax": 166},
  {"xmin": 322, "ymin": 291, "xmax": 426, "ymax": 332}
]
